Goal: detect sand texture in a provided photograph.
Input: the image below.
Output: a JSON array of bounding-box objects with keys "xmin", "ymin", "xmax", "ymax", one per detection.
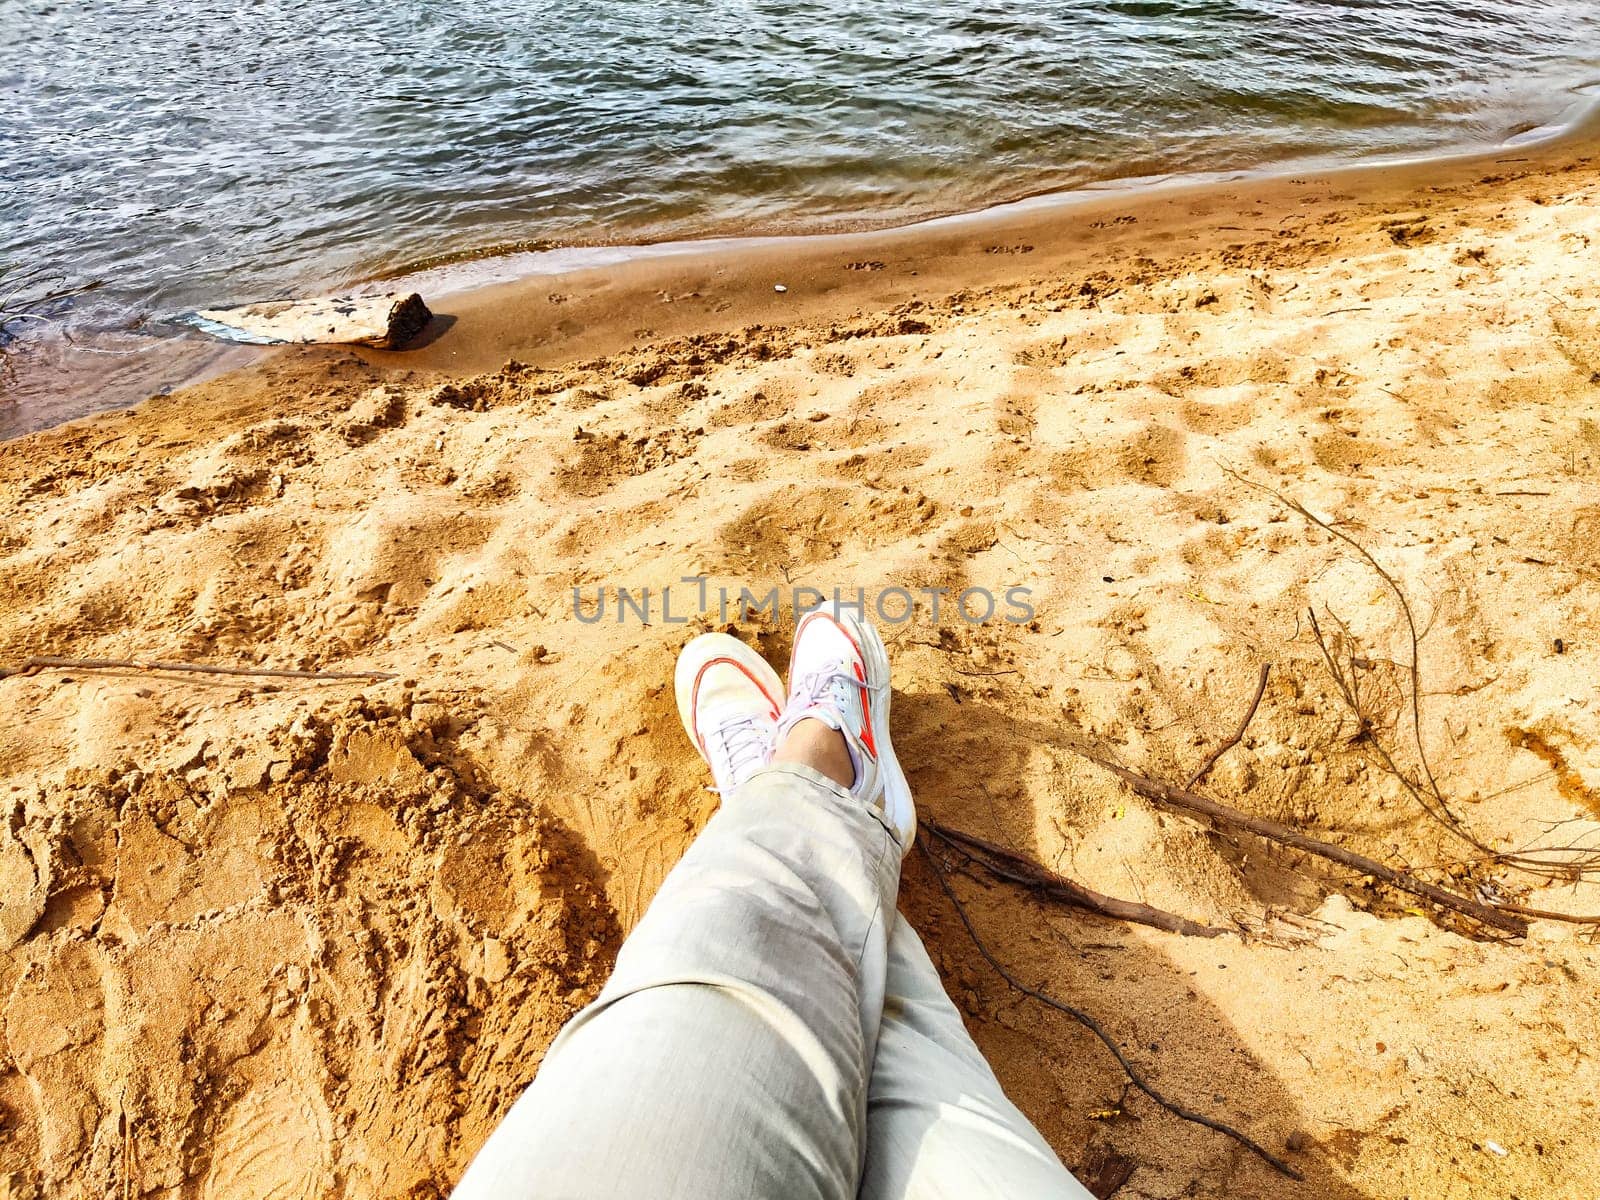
[{"xmin": 3, "ymin": 147, "xmax": 1600, "ymax": 1198}]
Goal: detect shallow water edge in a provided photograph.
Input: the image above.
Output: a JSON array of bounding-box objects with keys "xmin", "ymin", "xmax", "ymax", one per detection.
[{"xmin": 6, "ymin": 97, "xmax": 1600, "ymax": 444}]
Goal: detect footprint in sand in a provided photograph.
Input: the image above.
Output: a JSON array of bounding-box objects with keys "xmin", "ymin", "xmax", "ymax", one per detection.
[
  {"xmin": 201, "ymin": 1078, "xmax": 332, "ymax": 1200},
  {"xmin": 4, "ymin": 939, "xmax": 111, "ymax": 1184}
]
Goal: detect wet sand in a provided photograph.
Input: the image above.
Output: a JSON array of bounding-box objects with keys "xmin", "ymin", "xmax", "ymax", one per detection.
[{"xmin": 3, "ymin": 129, "xmax": 1600, "ymax": 1198}]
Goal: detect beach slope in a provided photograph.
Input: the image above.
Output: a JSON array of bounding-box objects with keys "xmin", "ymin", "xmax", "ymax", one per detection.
[{"xmin": 3, "ymin": 151, "xmax": 1600, "ymax": 1198}]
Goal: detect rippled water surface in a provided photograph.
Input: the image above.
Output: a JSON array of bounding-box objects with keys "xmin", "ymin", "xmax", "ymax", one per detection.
[{"xmin": 4, "ymin": 0, "xmax": 1600, "ymax": 432}]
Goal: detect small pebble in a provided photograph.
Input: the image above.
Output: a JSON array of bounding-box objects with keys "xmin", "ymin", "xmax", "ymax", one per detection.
[{"xmin": 773, "ymin": 283, "xmax": 788, "ymax": 293}]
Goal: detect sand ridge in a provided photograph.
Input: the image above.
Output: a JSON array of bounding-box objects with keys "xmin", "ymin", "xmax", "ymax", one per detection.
[{"xmin": 2, "ymin": 152, "xmax": 1600, "ymax": 1197}]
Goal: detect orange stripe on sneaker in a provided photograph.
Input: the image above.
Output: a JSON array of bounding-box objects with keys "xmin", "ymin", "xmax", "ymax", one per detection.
[
  {"xmin": 792, "ymin": 609, "xmax": 877, "ymax": 761},
  {"xmin": 690, "ymin": 656, "xmax": 782, "ymax": 755},
  {"xmin": 785, "ymin": 612, "xmax": 815, "ymax": 681},
  {"xmin": 788, "ymin": 610, "xmax": 866, "ymax": 678},
  {"xmin": 853, "ymin": 659, "xmax": 878, "ymax": 759}
]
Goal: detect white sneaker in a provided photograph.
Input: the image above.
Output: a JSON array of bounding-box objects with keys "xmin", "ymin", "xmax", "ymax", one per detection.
[
  {"xmin": 777, "ymin": 601, "xmax": 915, "ymax": 854},
  {"xmin": 674, "ymin": 632, "xmax": 785, "ymax": 794}
]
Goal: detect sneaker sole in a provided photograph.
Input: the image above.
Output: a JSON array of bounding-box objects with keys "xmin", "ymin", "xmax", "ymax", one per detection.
[
  {"xmin": 673, "ymin": 632, "xmax": 784, "ymax": 768},
  {"xmin": 792, "ymin": 604, "xmax": 917, "ymax": 853}
]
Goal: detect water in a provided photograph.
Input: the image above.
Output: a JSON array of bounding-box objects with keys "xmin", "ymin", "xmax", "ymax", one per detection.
[{"xmin": 4, "ymin": 0, "xmax": 1600, "ymax": 435}]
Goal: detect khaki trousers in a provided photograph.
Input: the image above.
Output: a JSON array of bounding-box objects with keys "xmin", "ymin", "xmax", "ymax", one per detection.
[{"xmin": 453, "ymin": 763, "xmax": 1091, "ymax": 1200}]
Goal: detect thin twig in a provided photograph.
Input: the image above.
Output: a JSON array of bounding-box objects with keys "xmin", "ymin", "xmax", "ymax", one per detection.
[
  {"xmin": 1227, "ymin": 472, "xmax": 1451, "ymax": 820},
  {"xmin": 0, "ymin": 656, "xmax": 396, "ymax": 682},
  {"xmin": 920, "ymin": 839, "xmax": 1304, "ymax": 1180},
  {"xmin": 1308, "ymin": 608, "xmax": 1462, "ymax": 834},
  {"xmin": 1185, "ymin": 663, "xmax": 1271, "ymax": 790},
  {"xmin": 1223, "ymin": 473, "xmax": 1593, "ymax": 880},
  {"xmin": 1306, "ymin": 611, "xmax": 1600, "ymax": 880},
  {"xmin": 923, "ymin": 818, "xmax": 1227, "ymax": 937}
]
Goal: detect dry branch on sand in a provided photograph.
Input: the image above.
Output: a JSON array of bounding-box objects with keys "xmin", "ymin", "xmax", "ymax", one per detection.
[
  {"xmin": 1234, "ymin": 475, "xmax": 1600, "ymax": 924},
  {"xmin": 0, "ymin": 655, "xmax": 397, "ymax": 683},
  {"xmin": 1235, "ymin": 470, "xmax": 1600, "ymax": 887},
  {"xmin": 920, "ymin": 838, "xmax": 1305, "ymax": 1181},
  {"xmin": 923, "ymin": 818, "xmax": 1230, "ymax": 938},
  {"xmin": 1077, "ymin": 752, "xmax": 1530, "ymax": 935},
  {"xmin": 921, "ymin": 490, "xmax": 1600, "ymax": 1188},
  {"xmin": 1184, "ymin": 662, "xmax": 1270, "ymax": 791}
]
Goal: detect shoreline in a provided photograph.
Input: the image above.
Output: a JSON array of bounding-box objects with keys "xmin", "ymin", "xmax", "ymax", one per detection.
[
  {"xmin": 7, "ymin": 96, "xmax": 1600, "ymax": 441},
  {"xmin": 390, "ymin": 82, "xmax": 1600, "ymax": 291},
  {"xmin": 398, "ymin": 99, "xmax": 1600, "ymax": 382}
]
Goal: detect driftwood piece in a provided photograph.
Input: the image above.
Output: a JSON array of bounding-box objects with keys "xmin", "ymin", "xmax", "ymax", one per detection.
[{"xmin": 189, "ymin": 292, "xmax": 432, "ymax": 349}]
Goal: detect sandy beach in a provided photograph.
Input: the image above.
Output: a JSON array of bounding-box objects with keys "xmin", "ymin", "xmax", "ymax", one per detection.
[{"xmin": 3, "ymin": 132, "xmax": 1600, "ymax": 1199}]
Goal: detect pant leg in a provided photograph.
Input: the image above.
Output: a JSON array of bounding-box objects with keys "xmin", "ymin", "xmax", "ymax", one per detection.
[
  {"xmin": 859, "ymin": 916, "xmax": 1094, "ymax": 1200},
  {"xmin": 451, "ymin": 762, "xmax": 903, "ymax": 1200}
]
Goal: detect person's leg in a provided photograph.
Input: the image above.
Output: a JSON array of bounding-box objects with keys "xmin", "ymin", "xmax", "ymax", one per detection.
[
  {"xmin": 451, "ymin": 760, "xmax": 899, "ymax": 1200},
  {"xmin": 859, "ymin": 915, "xmax": 1094, "ymax": 1200},
  {"xmin": 453, "ymin": 612, "xmax": 913, "ymax": 1200}
]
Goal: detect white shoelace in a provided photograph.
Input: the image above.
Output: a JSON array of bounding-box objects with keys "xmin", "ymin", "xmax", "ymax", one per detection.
[
  {"xmin": 778, "ymin": 669, "xmax": 888, "ymax": 800},
  {"xmin": 780, "ymin": 666, "xmax": 886, "ymax": 727},
  {"xmin": 705, "ymin": 713, "xmax": 773, "ymax": 794},
  {"xmin": 778, "ymin": 667, "xmax": 859, "ymax": 732}
]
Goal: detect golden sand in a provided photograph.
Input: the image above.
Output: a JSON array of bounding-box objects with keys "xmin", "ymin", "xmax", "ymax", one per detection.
[{"xmin": 3, "ymin": 136, "xmax": 1599, "ymax": 1197}]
